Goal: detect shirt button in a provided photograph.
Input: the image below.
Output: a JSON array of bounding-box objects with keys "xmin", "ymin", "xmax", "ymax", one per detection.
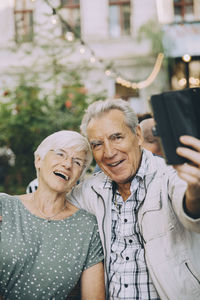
[
  {"xmin": 129, "ymin": 239, "xmax": 133, "ymax": 243},
  {"xmin": 126, "ymin": 257, "xmax": 129, "ymax": 260},
  {"xmin": 124, "ymin": 218, "xmax": 127, "ymax": 223},
  {"xmin": 124, "ymin": 284, "xmax": 128, "ymax": 288}
]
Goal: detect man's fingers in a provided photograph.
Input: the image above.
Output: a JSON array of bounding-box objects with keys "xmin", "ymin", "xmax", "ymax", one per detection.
[
  {"xmin": 174, "ymin": 163, "xmax": 200, "ymax": 185},
  {"xmin": 179, "ymin": 135, "xmax": 200, "ymax": 152},
  {"xmin": 176, "ymin": 147, "xmax": 200, "ymax": 166}
]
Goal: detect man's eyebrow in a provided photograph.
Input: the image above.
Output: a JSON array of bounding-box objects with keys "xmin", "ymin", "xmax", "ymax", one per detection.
[{"xmin": 109, "ymin": 132, "xmax": 122, "ymax": 139}]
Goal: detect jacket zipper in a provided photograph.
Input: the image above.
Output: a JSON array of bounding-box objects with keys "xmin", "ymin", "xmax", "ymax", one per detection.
[{"xmin": 185, "ymin": 262, "xmax": 200, "ymax": 284}]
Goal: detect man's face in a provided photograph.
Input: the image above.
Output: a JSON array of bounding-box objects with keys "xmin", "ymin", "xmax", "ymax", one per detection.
[{"xmin": 87, "ymin": 109, "xmax": 143, "ymax": 184}]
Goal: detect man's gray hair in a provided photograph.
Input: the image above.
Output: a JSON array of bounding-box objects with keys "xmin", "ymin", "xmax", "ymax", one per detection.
[
  {"xmin": 34, "ymin": 130, "xmax": 93, "ymax": 179},
  {"xmin": 80, "ymin": 98, "xmax": 138, "ymax": 137}
]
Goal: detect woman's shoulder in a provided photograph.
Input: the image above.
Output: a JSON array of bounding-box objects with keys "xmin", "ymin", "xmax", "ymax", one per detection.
[
  {"xmin": 0, "ymin": 193, "xmax": 20, "ymax": 208},
  {"xmin": 0, "ymin": 192, "xmax": 13, "ymax": 201},
  {"xmin": 76, "ymin": 208, "xmax": 98, "ymax": 224}
]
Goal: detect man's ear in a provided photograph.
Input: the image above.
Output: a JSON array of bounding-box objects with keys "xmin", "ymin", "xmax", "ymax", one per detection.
[{"xmin": 135, "ymin": 125, "xmax": 143, "ymax": 146}]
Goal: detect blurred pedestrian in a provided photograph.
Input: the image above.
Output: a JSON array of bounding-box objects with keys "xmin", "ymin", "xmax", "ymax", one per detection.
[{"xmin": 140, "ymin": 118, "xmax": 163, "ymax": 156}]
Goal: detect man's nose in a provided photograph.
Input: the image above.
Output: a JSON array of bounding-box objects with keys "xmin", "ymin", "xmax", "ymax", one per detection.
[{"xmin": 104, "ymin": 141, "xmax": 116, "ymax": 158}]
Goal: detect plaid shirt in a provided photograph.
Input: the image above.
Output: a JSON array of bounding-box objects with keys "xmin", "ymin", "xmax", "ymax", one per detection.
[{"xmin": 108, "ymin": 151, "xmax": 160, "ymax": 299}]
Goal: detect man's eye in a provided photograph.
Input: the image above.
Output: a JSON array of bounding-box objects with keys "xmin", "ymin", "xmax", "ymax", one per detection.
[
  {"xmin": 92, "ymin": 143, "xmax": 101, "ymax": 150},
  {"xmin": 112, "ymin": 135, "xmax": 122, "ymax": 141}
]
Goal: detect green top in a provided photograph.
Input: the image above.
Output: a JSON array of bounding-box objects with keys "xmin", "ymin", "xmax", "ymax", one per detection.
[{"xmin": 0, "ymin": 193, "xmax": 104, "ymax": 299}]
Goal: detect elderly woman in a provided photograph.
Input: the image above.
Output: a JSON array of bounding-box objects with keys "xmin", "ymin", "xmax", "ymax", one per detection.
[{"xmin": 0, "ymin": 130, "xmax": 105, "ymax": 300}]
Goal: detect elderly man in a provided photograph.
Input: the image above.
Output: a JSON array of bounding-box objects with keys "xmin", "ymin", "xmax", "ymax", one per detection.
[{"xmin": 70, "ymin": 98, "xmax": 200, "ymax": 300}]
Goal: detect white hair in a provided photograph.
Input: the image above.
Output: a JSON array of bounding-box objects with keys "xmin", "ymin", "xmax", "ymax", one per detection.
[
  {"xmin": 80, "ymin": 98, "xmax": 138, "ymax": 137},
  {"xmin": 34, "ymin": 130, "xmax": 93, "ymax": 178}
]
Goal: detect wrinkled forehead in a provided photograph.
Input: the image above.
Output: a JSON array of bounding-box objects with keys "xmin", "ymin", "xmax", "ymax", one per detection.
[
  {"xmin": 87, "ymin": 110, "xmax": 131, "ymax": 140},
  {"xmin": 55, "ymin": 146, "xmax": 86, "ymax": 159},
  {"xmin": 50, "ymin": 140, "xmax": 84, "ymax": 152}
]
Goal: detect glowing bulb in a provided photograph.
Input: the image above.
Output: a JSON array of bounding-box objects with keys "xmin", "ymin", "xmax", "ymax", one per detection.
[
  {"xmin": 105, "ymin": 69, "xmax": 111, "ymax": 76},
  {"xmin": 189, "ymin": 77, "xmax": 199, "ymax": 86},
  {"xmin": 51, "ymin": 8, "xmax": 58, "ymax": 25},
  {"xmin": 182, "ymin": 54, "xmax": 191, "ymax": 63},
  {"xmin": 65, "ymin": 31, "xmax": 74, "ymax": 41},
  {"xmin": 131, "ymin": 83, "xmax": 138, "ymax": 89},
  {"xmin": 90, "ymin": 56, "xmax": 96, "ymax": 63},
  {"xmin": 51, "ymin": 15, "xmax": 58, "ymax": 25},
  {"xmin": 80, "ymin": 46, "xmax": 85, "ymax": 54},
  {"xmin": 116, "ymin": 77, "xmax": 122, "ymax": 83},
  {"xmin": 178, "ymin": 78, "xmax": 187, "ymax": 87}
]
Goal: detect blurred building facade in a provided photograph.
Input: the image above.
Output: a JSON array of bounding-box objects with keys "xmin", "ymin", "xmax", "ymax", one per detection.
[{"xmin": 0, "ymin": 0, "xmax": 200, "ymax": 113}]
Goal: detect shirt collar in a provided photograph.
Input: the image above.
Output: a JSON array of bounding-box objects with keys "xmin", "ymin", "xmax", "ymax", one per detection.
[{"xmin": 135, "ymin": 150, "xmax": 148, "ymax": 181}]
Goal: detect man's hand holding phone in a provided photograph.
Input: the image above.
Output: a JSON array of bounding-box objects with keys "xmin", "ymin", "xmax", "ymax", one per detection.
[{"xmin": 174, "ymin": 135, "xmax": 200, "ymax": 219}]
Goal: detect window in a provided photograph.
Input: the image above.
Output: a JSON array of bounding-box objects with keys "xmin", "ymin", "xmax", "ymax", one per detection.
[
  {"xmin": 170, "ymin": 56, "xmax": 200, "ymax": 90},
  {"xmin": 14, "ymin": 0, "xmax": 34, "ymax": 43},
  {"xmin": 60, "ymin": 0, "xmax": 81, "ymax": 37},
  {"xmin": 109, "ymin": 0, "xmax": 131, "ymax": 38},
  {"xmin": 115, "ymin": 83, "xmax": 139, "ymax": 100},
  {"xmin": 174, "ymin": 0, "xmax": 194, "ymax": 22}
]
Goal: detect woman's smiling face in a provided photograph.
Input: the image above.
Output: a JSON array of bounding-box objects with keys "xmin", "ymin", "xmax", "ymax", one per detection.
[{"xmin": 35, "ymin": 146, "xmax": 86, "ymax": 193}]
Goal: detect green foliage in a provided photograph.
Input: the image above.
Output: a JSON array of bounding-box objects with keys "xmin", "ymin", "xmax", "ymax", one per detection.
[
  {"xmin": 137, "ymin": 19, "xmax": 165, "ymax": 55},
  {"xmin": 0, "ymin": 80, "xmax": 102, "ymax": 194}
]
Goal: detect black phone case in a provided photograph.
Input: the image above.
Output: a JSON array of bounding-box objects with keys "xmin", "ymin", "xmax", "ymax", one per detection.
[{"xmin": 150, "ymin": 87, "xmax": 200, "ymax": 164}]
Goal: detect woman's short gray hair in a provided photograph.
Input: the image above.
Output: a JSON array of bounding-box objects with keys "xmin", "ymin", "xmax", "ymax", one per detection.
[
  {"xmin": 34, "ymin": 130, "xmax": 93, "ymax": 179},
  {"xmin": 80, "ymin": 98, "xmax": 138, "ymax": 137}
]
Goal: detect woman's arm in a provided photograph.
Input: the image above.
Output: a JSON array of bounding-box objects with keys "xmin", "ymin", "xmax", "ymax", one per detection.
[{"xmin": 81, "ymin": 262, "xmax": 105, "ymax": 300}]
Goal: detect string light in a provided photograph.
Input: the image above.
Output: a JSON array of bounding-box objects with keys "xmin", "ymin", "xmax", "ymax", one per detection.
[
  {"xmin": 105, "ymin": 69, "xmax": 111, "ymax": 76},
  {"xmin": 44, "ymin": 0, "xmax": 164, "ymax": 90},
  {"xmin": 79, "ymin": 46, "xmax": 86, "ymax": 54},
  {"xmin": 65, "ymin": 31, "xmax": 74, "ymax": 41},
  {"xmin": 90, "ymin": 56, "xmax": 96, "ymax": 63},
  {"xmin": 112, "ymin": 53, "xmax": 164, "ymax": 89},
  {"xmin": 50, "ymin": 8, "xmax": 59, "ymax": 25}
]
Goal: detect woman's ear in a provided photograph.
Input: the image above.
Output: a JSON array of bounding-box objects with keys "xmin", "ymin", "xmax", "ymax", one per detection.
[{"xmin": 34, "ymin": 155, "xmax": 41, "ymax": 170}]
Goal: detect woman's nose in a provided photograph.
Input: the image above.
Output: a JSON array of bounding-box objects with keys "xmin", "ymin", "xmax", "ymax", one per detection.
[{"xmin": 62, "ymin": 157, "xmax": 72, "ymax": 168}]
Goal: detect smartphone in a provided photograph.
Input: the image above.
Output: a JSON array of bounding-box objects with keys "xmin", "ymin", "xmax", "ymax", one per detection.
[{"xmin": 150, "ymin": 87, "xmax": 200, "ymax": 165}]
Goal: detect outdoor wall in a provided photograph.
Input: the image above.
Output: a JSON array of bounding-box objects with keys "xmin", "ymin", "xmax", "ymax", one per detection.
[{"xmin": 1, "ymin": 0, "xmax": 198, "ymax": 114}]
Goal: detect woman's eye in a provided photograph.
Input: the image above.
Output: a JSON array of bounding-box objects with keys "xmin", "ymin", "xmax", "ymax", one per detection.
[{"xmin": 56, "ymin": 152, "xmax": 64, "ymax": 157}]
